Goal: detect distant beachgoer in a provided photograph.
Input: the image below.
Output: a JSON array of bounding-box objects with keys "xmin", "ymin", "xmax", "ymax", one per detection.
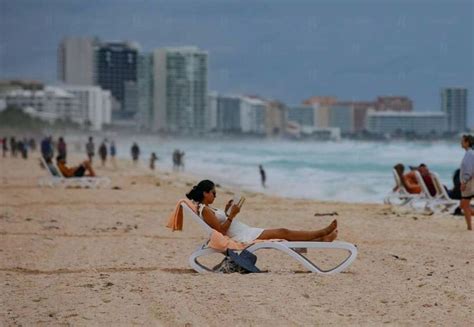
[
  {"xmin": 40, "ymin": 136, "xmax": 54, "ymax": 162},
  {"xmin": 56, "ymin": 155, "xmax": 96, "ymax": 178},
  {"xmin": 18, "ymin": 138, "xmax": 28, "ymax": 159},
  {"xmin": 10, "ymin": 137, "xmax": 17, "ymax": 158},
  {"xmin": 186, "ymin": 180, "xmax": 338, "ymax": 243},
  {"xmin": 459, "ymin": 134, "xmax": 474, "ymax": 230},
  {"xmin": 177, "ymin": 150, "xmax": 185, "ymax": 171},
  {"xmin": 99, "ymin": 141, "xmax": 108, "ymax": 167},
  {"xmin": 28, "ymin": 138, "xmax": 36, "ymax": 151},
  {"xmin": 110, "ymin": 141, "xmax": 117, "ymax": 168},
  {"xmin": 57, "ymin": 137, "xmax": 67, "ymax": 160},
  {"xmin": 172, "ymin": 149, "xmax": 179, "ymax": 171},
  {"xmin": 417, "ymin": 164, "xmax": 436, "ymax": 196},
  {"xmin": 2, "ymin": 137, "xmax": 8, "ymax": 157},
  {"xmin": 131, "ymin": 142, "xmax": 140, "ymax": 164},
  {"xmin": 150, "ymin": 152, "xmax": 158, "ymax": 170},
  {"xmin": 86, "ymin": 137, "xmax": 95, "ymax": 163},
  {"xmin": 259, "ymin": 164, "xmax": 266, "ymax": 188},
  {"xmin": 393, "ymin": 163, "xmax": 421, "ymax": 194}
]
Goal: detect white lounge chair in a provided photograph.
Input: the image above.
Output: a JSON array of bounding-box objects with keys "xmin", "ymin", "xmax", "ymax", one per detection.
[
  {"xmin": 181, "ymin": 203, "xmax": 358, "ymax": 274},
  {"xmin": 384, "ymin": 169, "xmax": 421, "ymax": 206},
  {"xmin": 38, "ymin": 157, "xmax": 110, "ymax": 188},
  {"xmin": 427, "ymin": 172, "xmax": 459, "ymax": 214}
]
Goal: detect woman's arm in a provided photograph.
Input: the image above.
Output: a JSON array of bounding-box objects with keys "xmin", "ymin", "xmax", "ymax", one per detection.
[{"xmin": 201, "ymin": 206, "xmax": 239, "ymax": 235}]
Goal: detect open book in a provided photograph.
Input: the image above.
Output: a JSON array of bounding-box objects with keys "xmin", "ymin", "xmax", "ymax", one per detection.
[{"xmin": 226, "ymin": 194, "xmax": 246, "ymax": 215}]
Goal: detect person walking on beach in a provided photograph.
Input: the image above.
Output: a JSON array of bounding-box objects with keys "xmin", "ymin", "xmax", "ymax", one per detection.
[
  {"xmin": 57, "ymin": 137, "xmax": 67, "ymax": 160},
  {"xmin": 99, "ymin": 140, "xmax": 108, "ymax": 167},
  {"xmin": 86, "ymin": 137, "xmax": 95, "ymax": 163},
  {"xmin": 10, "ymin": 137, "xmax": 17, "ymax": 158},
  {"xmin": 259, "ymin": 164, "xmax": 266, "ymax": 188},
  {"xmin": 150, "ymin": 152, "xmax": 158, "ymax": 170},
  {"xmin": 2, "ymin": 137, "xmax": 8, "ymax": 157},
  {"xmin": 131, "ymin": 142, "xmax": 140, "ymax": 165},
  {"xmin": 40, "ymin": 136, "xmax": 54, "ymax": 162},
  {"xmin": 459, "ymin": 134, "xmax": 474, "ymax": 230},
  {"xmin": 110, "ymin": 141, "xmax": 117, "ymax": 169}
]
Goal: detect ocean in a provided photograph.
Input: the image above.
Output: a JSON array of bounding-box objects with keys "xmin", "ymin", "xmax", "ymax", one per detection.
[{"xmin": 113, "ymin": 137, "xmax": 463, "ymax": 204}]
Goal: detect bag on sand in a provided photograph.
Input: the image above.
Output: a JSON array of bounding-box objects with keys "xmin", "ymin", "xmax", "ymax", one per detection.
[{"xmin": 212, "ymin": 249, "xmax": 260, "ymax": 274}]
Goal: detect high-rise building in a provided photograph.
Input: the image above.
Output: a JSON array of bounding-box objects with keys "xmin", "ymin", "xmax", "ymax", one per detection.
[
  {"xmin": 441, "ymin": 87, "xmax": 468, "ymax": 132},
  {"xmin": 58, "ymin": 37, "xmax": 97, "ymax": 85},
  {"xmin": 287, "ymin": 105, "xmax": 316, "ymax": 127},
  {"xmin": 265, "ymin": 100, "xmax": 286, "ymax": 137},
  {"xmin": 152, "ymin": 47, "xmax": 208, "ymax": 133},
  {"xmin": 95, "ymin": 42, "xmax": 139, "ymax": 120},
  {"xmin": 136, "ymin": 54, "xmax": 154, "ymax": 130},
  {"xmin": 240, "ymin": 96, "xmax": 266, "ymax": 134},
  {"xmin": 367, "ymin": 111, "xmax": 447, "ymax": 136}
]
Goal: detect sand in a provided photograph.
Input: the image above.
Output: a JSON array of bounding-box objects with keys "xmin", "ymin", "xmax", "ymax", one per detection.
[{"xmin": 0, "ymin": 153, "xmax": 473, "ymax": 326}]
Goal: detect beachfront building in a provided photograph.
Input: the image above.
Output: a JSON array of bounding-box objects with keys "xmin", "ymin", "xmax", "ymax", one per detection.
[
  {"xmin": 95, "ymin": 41, "xmax": 139, "ymax": 120},
  {"xmin": 441, "ymin": 87, "xmax": 468, "ymax": 132},
  {"xmin": 4, "ymin": 87, "xmax": 80, "ymax": 123},
  {"xmin": 136, "ymin": 53, "xmax": 154, "ymax": 131},
  {"xmin": 208, "ymin": 93, "xmax": 241, "ymax": 133},
  {"xmin": 60, "ymin": 85, "xmax": 112, "ymax": 131},
  {"xmin": 58, "ymin": 37, "xmax": 97, "ymax": 86},
  {"xmin": 152, "ymin": 47, "xmax": 208, "ymax": 133},
  {"xmin": 265, "ymin": 100, "xmax": 286, "ymax": 137},
  {"xmin": 240, "ymin": 96, "xmax": 266, "ymax": 135},
  {"xmin": 367, "ymin": 111, "xmax": 447, "ymax": 136},
  {"xmin": 374, "ymin": 96, "xmax": 413, "ymax": 112},
  {"xmin": 286, "ymin": 105, "xmax": 316, "ymax": 127}
]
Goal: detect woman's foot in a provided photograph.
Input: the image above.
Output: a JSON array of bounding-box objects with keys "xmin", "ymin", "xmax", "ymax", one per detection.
[
  {"xmin": 320, "ymin": 229, "xmax": 338, "ymax": 242},
  {"xmin": 321, "ymin": 219, "xmax": 337, "ymax": 236}
]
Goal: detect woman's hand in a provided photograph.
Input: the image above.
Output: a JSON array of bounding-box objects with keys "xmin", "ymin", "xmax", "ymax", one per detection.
[
  {"xmin": 228, "ymin": 204, "xmax": 240, "ymax": 219},
  {"xmin": 225, "ymin": 199, "xmax": 233, "ymax": 213}
]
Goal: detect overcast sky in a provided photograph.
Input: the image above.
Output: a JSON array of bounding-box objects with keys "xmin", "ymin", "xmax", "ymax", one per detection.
[{"xmin": 1, "ymin": 0, "xmax": 473, "ymax": 120}]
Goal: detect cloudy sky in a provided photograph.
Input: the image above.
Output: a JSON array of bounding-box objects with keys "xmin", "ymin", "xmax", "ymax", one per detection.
[{"xmin": 1, "ymin": 0, "xmax": 473, "ymax": 118}]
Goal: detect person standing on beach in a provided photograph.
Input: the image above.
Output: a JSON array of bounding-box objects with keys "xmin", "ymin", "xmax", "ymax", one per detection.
[
  {"xmin": 459, "ymin": 134, "xmax": 474, "ymax": 230},
  {"xmin": 110, "ymin": 141, "xmax": 117, "ymax": 169},
  {"xmin": 2, "ymin": 137, "xmax": 8, "ymax": 157},
  {"xmin": 150, "ymin": 152, "xmax": 158, "ymax": 170},
  {"xmin": 99, "ymin": 141, "xmax": 108, "ymax": 167},
  {"xmin": 86, "ymin": 137, "xmax": 95, "ymax": 163},
  {"xmin": 131, "ymin": 142, "xmax": 140, "ymax": 165},
  {"xmin": 10, "ymin": 137, "xmax": 17, "ymax": 158},
  {"xmin": 259, "ymin": 165, "xmax": 266, "ymax": 188},
  {"xmin": 57, "ymin": 137, "xmax": 67, "ymax": 160},
  {"xmin": 40, "ymin": 136, "xmax": 54, "ymax": 162}
]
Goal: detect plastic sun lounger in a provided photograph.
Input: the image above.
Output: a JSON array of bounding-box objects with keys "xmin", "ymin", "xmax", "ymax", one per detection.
[
  {"xmin": 181, "ymin": 203, "xmax": 358, "ymax": 274},
  {"xmin": 384, "ymin": 169, "xmax": 422, "ymax": 206},
  {"xmin": 427, "ymin": 172, "xmax": 459, "ymax": 214},
  {"xmin": 38, "ymin": 157, "xmax": 110, "ymax": 189}
]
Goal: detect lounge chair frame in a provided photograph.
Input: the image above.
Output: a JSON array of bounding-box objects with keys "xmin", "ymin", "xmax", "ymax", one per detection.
[
  {"xmin": 181, "ymin": 203, "xmax": 358, "ymax": 274},
  {"xmin": 384, "ymin": 169, "xmax": 422, "ymax": 206}
]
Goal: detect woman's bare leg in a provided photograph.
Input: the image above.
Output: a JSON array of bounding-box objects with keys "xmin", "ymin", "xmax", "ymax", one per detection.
[
  {"xmin": 257, "ymin": 220, "xmax": 337, "ymax": 241},
  {"xmin": 460, "ymin": 199, "xmax": 473, "ymax": 230},
  {"xmin": 83, "ymin": 161, "xmax": 96, "ymax": 177},
  {"xmin": 313, "ymin": 228, "xmax": 338, "ymax": 242}
]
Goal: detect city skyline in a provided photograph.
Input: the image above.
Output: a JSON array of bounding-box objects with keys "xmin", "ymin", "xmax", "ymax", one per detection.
[{"xmin": 1, "ymin": 0, "xmax": 473, "ymax": 122}]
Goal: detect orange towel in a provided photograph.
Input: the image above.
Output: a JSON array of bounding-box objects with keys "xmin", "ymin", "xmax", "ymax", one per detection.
[
  {"xmin": 166, "ymin": 198, "xmax": 197, "ymax": 231},
  {"xmin": 208, "ymin": 230, "xmax": 248, "ymax": 251}
]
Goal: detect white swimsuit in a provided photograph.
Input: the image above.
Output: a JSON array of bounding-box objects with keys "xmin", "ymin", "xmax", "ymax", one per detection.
[{"xmin": 198, "ymin": 204, "xmax": 264, "ymax": 243}]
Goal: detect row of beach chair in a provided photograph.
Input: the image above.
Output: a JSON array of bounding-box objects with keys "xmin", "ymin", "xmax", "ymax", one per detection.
[{"xmin": 384, "ymin": 169, "xmax": 458, "ymax": 214}]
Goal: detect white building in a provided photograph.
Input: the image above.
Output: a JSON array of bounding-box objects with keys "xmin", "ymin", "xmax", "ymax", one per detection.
[
  {"xmin": 441, "ymin": 87, "xmax": 468, "ymax": 132},
  {"xmin": 367, "ymin": 111, "xmax": 447, "ymax": 135},
  {"xmin": 61, "ymin": 85, "xmax": 112, "ymax": 131},
  {"xmin": 240, "ymin": 96, "xmax": 266, "ymax": 134},
  {"xmin": 153, "ymin": 47, "xmax": 208, "ymax": 133},
  {"xmin": 58, "ymin": 37, "xmax": 97, "ymax": 85},
  {"xmin": 4, "ymin": 86, "xmax": 80, "ymax": 123}
]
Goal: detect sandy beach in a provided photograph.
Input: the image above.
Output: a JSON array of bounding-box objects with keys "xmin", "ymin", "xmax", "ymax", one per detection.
[{"xmin": 0, "ymin": 153, "xmax": 472, "ymax": 326}]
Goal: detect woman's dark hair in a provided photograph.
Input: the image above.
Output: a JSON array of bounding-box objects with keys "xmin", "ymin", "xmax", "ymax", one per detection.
[
  {"xmin": 186, "ymin": 180, "xmax": 215, "ymax": 202},
  {"xmin": 393, "ymin": 163, "xmax": 409, "ymax": 190},
  {"xmin": 462, "ymin": 134, "xmax": 474, "ymax": 148}
]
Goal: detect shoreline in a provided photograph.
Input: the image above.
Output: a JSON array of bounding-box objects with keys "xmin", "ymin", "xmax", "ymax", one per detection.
[{"xmin": 1, "ymin": 153, "xmax": 472, "ymax": 326}]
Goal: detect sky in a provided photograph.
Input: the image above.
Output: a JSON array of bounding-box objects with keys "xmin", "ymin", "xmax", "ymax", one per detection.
[{"xmin": 1, "ymin": 0, "xmax": 473, "ymax": 121}]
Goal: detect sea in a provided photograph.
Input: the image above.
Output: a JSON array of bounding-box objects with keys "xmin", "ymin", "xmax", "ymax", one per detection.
[{"xmin": 110, "ymin": 137, "xmax": 462, "ymax": 204}]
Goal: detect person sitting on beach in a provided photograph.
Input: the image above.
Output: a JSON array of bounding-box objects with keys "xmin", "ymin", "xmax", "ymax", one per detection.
[
  {"xmin": 186, "ymin": 180, "xmax": 338, "ymax": 243},
  {"xmin": 56, "ymin": 155, "xmax": 96, "ymax": 178},
  {"xmin": 416, "ymin": 163, "xmax": 436, "ymax": 196},
  {"xmin": 393, "ymin": 163, "xmax": 421, "ymax": 194}
]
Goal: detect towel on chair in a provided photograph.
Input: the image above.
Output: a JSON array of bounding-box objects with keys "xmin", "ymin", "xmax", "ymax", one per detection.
[{"xmin": 166, "ymin": 198, "xmax": 197, "ymax": 231}]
